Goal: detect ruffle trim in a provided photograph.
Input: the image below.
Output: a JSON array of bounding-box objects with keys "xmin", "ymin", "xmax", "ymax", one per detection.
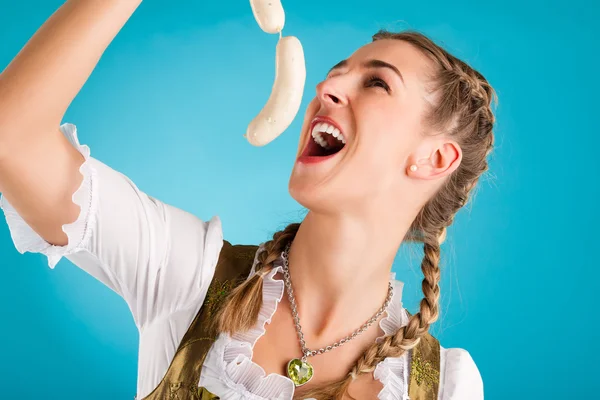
[
  {"xmin": 374, "ymin": 273, "xmax": 411, "ymax": 399},
  {"xmin": 201, "ymin": 338, "xmax": 294, "ymax": 399},
  {"xmin": 231, "ymin": 244, "xmax": 286, "ymax": 348},
  {"xmin": 0, "ymin": 123, "xmax": 97, "ymax": 269},
  {"xmin": 201, "ymin": 244, "xmax": 295, "ymax": 398},
  {"xmin": 374, "ymin": 353, "xmax": 411, "ymax": 400},
  {"xmin": 377, "ymin": 272, "xmax": 409, "ymax": 343}
]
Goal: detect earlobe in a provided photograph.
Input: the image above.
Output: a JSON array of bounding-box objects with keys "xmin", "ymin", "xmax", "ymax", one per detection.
[{"xmin": 406, "ymin": 158, "xmax": 433, "ymax": 177}]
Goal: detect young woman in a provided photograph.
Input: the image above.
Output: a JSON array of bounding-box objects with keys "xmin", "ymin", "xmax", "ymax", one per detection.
[{"xmin": 0, "ymin": 1, "xmax": 494, "ymax": 399}]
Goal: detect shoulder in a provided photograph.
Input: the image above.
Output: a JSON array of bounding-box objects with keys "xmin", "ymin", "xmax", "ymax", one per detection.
[{"xmin": 439, "ymin": 346, "xmax": 483, "ymax": 400}]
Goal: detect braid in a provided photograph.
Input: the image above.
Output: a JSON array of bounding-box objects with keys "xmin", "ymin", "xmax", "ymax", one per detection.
[
  {"xmin": 216, "ymin": 223, "xmax": 300, "ymax": 335},
  {"xmin": 297, "ymin": 230, "xmax": 443, "ymax": 400},
  {"xmin": 356, "ymin": 235, "xmax": 442, "ymax": 368}
]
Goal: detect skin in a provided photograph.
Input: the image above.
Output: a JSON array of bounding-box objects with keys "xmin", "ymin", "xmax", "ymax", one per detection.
[{"xmin": 252, "ymin": 39, "xmax": 462, "ymax": 397}]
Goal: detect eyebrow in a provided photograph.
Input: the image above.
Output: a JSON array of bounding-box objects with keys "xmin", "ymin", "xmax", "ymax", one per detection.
[{"xmin": 327, "ymin": 59, "xmax": 405, "ymax": 84}]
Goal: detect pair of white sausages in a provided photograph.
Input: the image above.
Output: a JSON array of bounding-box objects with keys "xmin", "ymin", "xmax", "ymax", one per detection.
[{"xmin": 246, "ymin": 0, "xmax": 306, "ymax": 146}]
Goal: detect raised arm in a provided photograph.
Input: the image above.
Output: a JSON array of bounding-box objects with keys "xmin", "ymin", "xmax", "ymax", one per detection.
[
  {"xmin": 0, "ymin": 0, "xmax": 143, "ymax": 246},
  {"xmin": 0, "ymin": 3, "xmax": 227, "ymax": 392}
]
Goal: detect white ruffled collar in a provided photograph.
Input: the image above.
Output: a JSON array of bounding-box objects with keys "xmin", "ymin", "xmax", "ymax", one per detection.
[{"xmin": 212, "ymin": 245, "xmax": 410, "ymax": 399}]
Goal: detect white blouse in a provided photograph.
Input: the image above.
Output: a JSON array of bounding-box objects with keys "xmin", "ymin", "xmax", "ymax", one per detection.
[{"xmin": 0, "ymin": 123, "xmax": 484, "ymax": 400}]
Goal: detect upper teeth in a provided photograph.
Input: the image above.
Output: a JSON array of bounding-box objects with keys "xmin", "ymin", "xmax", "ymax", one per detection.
[{"xmin": 311, "ymin": 122, "xmax": 346, "ymax": 149}]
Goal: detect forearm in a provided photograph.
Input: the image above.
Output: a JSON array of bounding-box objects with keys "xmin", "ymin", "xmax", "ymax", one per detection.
[{"xmin": 0, "ymin": 0, "xmax": 143, "ymax": 142}]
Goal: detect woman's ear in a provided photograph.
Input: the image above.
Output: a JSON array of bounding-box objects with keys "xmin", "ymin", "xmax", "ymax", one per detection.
[{"xmin": 407, "ymin": 139, "xmax": 462, "ymax": 180}]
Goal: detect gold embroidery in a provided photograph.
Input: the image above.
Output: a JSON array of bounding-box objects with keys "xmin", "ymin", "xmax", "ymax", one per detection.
[
  {"xmin": 203, "ymin": 279, "xmax": 235, "ymax": 319},
  {"xmin": 168, "ymin": 382, "xmax": 182, "ymax": 399},
  {"xmin": 188, "ymin": 385, "xmax": 200, "ymax": 399},
  {"xmin": 410, "ymin": 353, "xmax": 440, "ymax": 388},
  {"xmin": 166, "ymin": 381, "xmax": 220, "ymax": 400}
]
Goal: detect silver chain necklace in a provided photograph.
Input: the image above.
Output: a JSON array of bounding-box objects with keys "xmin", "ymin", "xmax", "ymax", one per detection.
[{"xmin": 280, "ymin": 242, "xmax": 394, "ymax": 387}]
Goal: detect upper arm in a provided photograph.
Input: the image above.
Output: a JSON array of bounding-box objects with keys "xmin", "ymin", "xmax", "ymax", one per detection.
[
  {"xmin": 0, "ymin": 124, "xmax": 86, "ymax": 246},
  {"xmin": 0, "ymin": 123, "xmax": 223, "ymax": 330},
  {"xmin": 439, "ymin": 348, "xmax": 484, "ymax": 400}
]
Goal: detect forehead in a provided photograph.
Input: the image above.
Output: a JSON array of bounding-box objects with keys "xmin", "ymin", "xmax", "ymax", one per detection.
[{"xmin": 346, "ymin": 39, "xmax": 434, "ymax": 88}]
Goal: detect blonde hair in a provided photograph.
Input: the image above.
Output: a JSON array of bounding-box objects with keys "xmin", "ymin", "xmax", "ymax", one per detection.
[{"xmin": 214, "ymin": 30, "xmax": 496, "ymax": 399}]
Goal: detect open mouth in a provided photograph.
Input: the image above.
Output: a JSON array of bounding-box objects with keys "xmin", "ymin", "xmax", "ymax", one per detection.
[{"xmin": 301, "ymin": 120, "xmax": 346, "ymax": 158}]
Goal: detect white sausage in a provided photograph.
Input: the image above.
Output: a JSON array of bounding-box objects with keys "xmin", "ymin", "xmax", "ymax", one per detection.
[
  {"xmin": 249, "ymin": 0, "xmax": 285, "ymax": 34},
  {"xmin": 246, "ymin": 35, "xmax": 306, "ymax": 147}
]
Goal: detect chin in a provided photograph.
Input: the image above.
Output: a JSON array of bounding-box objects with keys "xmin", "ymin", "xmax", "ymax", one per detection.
[
  {"xmin": 288, "ymin": 172, "xmax": 352, "ymax": 215},
  {"xmin": 289, "ymin": 176, "xmax": 328, "ymax": 213},
  {"xmin": 289, "ymin": 177, "xmax": 320, "ymax": 210}
]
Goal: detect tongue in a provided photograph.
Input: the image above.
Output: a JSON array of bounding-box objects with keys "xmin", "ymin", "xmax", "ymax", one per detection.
[
  {"xmin": 323, "ymin": 134, "xmax": 343, "ymax": 150},
  {"xmin": 303, "ymin": 133, "xmax": 346, "ymax": 158}
]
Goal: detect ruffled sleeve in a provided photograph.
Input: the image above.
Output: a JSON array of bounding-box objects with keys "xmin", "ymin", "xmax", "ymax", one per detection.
[
  {"xmin": 0, "ymin": 123, "xmax": 222, "ymax": 332},
  {"xmin": 439, "ymin": 348, "xmax": 483, "ymax": 400},
  {"xmin": 0, "ymin": 123, "xmax": 96, "ymax": 269}
]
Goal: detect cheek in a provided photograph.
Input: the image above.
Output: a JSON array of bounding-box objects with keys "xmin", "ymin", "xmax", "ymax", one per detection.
[
  {"xmin": 384, "ymin": 101, "xmax": 424, "ymax": 151},
  {"xmin": 357, "ymin": 109, "xmax": 414, "ymax": 168}
]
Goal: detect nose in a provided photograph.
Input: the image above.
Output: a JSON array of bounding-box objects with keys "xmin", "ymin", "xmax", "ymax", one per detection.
[{"xmin": 316, "ymin": 77, "xmax": 348, "ymax": 108}]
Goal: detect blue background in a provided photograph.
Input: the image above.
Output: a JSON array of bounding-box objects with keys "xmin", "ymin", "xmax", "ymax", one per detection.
[{"xmin": 1, "ymin": 0, "xmax": 598, "ymax": 398}]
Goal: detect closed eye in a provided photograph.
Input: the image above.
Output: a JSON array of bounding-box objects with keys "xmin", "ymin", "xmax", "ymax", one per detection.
[{"xmin": 366, "ymin": 75, "xmax": 390, "ymax": 93}]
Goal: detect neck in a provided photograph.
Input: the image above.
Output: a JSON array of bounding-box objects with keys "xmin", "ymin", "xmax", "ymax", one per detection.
[{"xmin": 284, "ymin": 209, "xmax": 412, "ymax": 343}]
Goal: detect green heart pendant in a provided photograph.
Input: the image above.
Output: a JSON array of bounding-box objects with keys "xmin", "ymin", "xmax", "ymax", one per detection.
[{"xmin": 287, "ymin": 358, "xmax": 314, "ymax": 387}]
